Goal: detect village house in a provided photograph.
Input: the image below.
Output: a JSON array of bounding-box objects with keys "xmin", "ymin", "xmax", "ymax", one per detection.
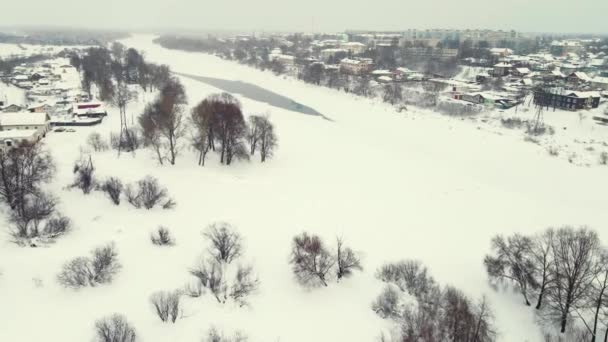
[
  {"xmin": 493, "ymin": 63, "xmax": 512, "ymax": 76},
  {"xmin": 72, "ymin": 102, "xmax": 107, "ymax": 118},
  {"xmin": 339, "ymin": 42, "xmax": 367, "ymax": 55},
  {"xmin": 567, "ymin": 72, "xmax": 592, "ymax": 85},
  {"xmin": 339, "ymin": 58, "xmax": 373, "ymax": 75},
  {"xmin": 512, "ymin": 67, "xmax": 531, "ymax": 77},
  {"xmin": 590, "ymin": 76, "xmax": 608, "ymax": 90},
  {"xmin": 2, "ymin": 104, "xmax": 24, "ymax": 113},
  {"xmin": 0, "ymin": 112, "xmax": 51, "ymax": 149},
  {"xmin": 533, "ymin": 88, "xmax": 601, "ymax": 110}
]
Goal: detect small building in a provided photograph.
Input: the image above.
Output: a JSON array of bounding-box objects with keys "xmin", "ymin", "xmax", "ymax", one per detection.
[
  {"xmin": 2, "ymin": 104, "xmax": 24, "ymax": 113},
  {"xmin": 340, "ymin": 42, "xmax": 367, "ymax": 55},
  {"xmin": 493, "ymin": 63, "xmax": 512, "ymax": 76},
  {"xmin": 73, "ymin": 102, "xmax": 107, "ymax": 118},
  {"xmin": 533, "ymin": 88, "xmax": 601, "ymax": 110},
  {"xmin": 567, "ymin": 72, "xmax": 592, "ymax": 85},
  {"xmin": 339, "ymin": 58, "xmax": 373, "ymax": 75},
  {"xmin": 28, "ymin": 103, "xmax": 53, "ymax": 113},
  {"xmin": 512, "ymin": 67, "xmax": 531, "ymax": 77},
  {"xmin": 0, "ymin": 112, "xmax": 51, "ymax": 148},
  {"xmin": 591, "ymin": 77, "xmax": 608, "ymax": 90}
]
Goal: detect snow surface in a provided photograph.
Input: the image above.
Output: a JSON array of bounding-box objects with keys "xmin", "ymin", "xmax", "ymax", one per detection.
[{"xmin": 1, "ymin": 34, "xmax": 607, "ymax": 342}]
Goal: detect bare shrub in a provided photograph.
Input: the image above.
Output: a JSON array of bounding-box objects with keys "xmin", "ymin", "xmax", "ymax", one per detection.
[
  {"xmin": 150, "ymin": 290, "xmax": 182, "ymax": 323},
  {"xmin": 94, "ymin": 314, "xmax": 136, "ymax": 342},
  {"xmin": 71, "ymin": 155, "xmax": 96, "ymax": 194},
  {"xmin": 204, "ymin": 327, "xmax": 248, "ymax": 342},
  {"xmin": 599, "ymin": 151, "xmax": 608, "ymax": 165},
  {"xmin": 376, "ymin": 260, "xmax": 437, "ymax": 301},
  {"xmin": 87, "ymin": 132, "xmax": 109, "ymax": 152},
  {"xmin": 190, "ymin": 258, "xmax": 227, "ymax": 303},
  {"xmin": 372, "ymin": 284, "xmax": 403, "ymax": 319},
  {"xmin": 289, "ymin": 232, "xmax": 334, "ymax": 287},
  {"xmin": 42, "ymin": 215, "xmax": 71, "ymax": 238},
  {"xmin": 124, "ymin": 176, "xmax": 174, "ymax": 209},
  {"xmin": 547, "ymin": 146, "xmax": 559, "ymax": 156},
  {"xmin": 110, "ymin": 129, "xmax": 140, "ymax": 152},
  {"xmin": 58, "ymin": 243, "xmax": 121, "ymax": 288},
  {"xmin": 184, "ymin": 280, "xmax": 203, "ymax": 298},
  {"xmin": 336, "ymin": 237, "xmax": 362, "ymax": 280},
  {"xmin": 501, "ymin": 117, "xmax": 527, "ymax": 129},
  {"xmin": 204, "ymin": 222, "xmax": 242, "ymax": 264},
  {"xmin": 151, "ymin": 226, "xmax": 174, "ymax": 246},
  {"xmin": 100, "ymin": 177, "xmax": 123, "ymax": 205},
  {"xmin": 229, "ymin": 264, "xmax": 259, "ymax": 307}
]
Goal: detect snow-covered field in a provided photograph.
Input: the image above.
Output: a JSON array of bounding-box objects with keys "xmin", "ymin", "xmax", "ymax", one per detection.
[{"xmin": 1, "ymin": 34, "xmax": 608, "ymax": 342}]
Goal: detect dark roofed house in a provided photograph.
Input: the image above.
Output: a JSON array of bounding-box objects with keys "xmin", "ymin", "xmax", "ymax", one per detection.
[{"xmin": 534, "ymin": 88, "xmax": 601, "ymax": 110}]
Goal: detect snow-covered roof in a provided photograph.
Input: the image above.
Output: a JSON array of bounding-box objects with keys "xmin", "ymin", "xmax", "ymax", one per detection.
[
  {"xmin": 591, "ymin": 77, "xmax": 608, "ymax": 85},
  {"xmin": 569, "ymin": 72, "xmax": 592, "ymax": 82},
  {"xmin": 515, "ymin": 68, "xmax": 530, "ymax": 74},
  {"xmin": 0, "ymin": 112, "xmax": 49, "ymax": 126},
  {"xmin": 371, "ymin": 70, "xmax": 392, "ymax": 75},
  {"xmin": 494, "ymin": 63, "xmax": 512, "ymax": 68},
  {"xmin": 377, "ymin": 76, "xmax": 393, "ymax": 82},
  {"xmin": 0, "ymin": 129, "xmax": 38, "ymax": 140},
  {"xmin": 567, "ymin": 91, "xmax": 601, "ymax": 98}
]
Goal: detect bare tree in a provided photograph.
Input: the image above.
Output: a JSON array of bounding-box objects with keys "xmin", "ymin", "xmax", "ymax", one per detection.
[
  {"xmin": 336, "ymin": 237, "xmax": 362, "ymax": 280},
  {"xmin": 87, "ymin": 132, "xmax": 109, "ymax": 152},
  {"xmin": 484, "ymin": 234, "xmax": 537, "ymax": 306},
  {"xmin": 9, "ymin": 191, "xmax": 57, "ymax": 240},
  {"xmin": 531, "ymin": 229, "xmax": 555, "ymax": 310},
  {"xmin": 124, "ymin": 176, "xmax": 173, "ymax": 210},
  {"xmin": 94, "ymin": 314, "xmax": 137, "ymax": 342},
  {"xmin": 138, "ymin": 78, "xmax": 186, "ymax": 165},
  {"xmin": 203, "ymin": 222, "xmax": 243, "ymax": 264},
  {"xmin": 189, "ymin": 258, "xmax": 227, "ymax": 303},
  {"xmin": 257, "ymin": 116, "xmax": 277, "ymax": 163},
  {"xmin": 204, "ymin": 327, "xmax": 248, "ymax": 342},
  {"xmin": 58, "ymin": 243, "xmax": 121, "ymax": 288},
  {"xmin": 190, "ymin": 99, "xmax": 214, "ymax": 166},
  {"xmin": 574, "ymin": 250, "xmax": 608, "ymax": 342},
  {"xmin": 71, "ymin": 155, "xmax": 96, "ymax": 194},
  {"xmin": 247, "ymin": 115, "xmax": 263, "ymax": 155},
  {"xmin": 547, "ymin": 226, "xmax": 600, "ymax": 333},
  {"xmin": 383, "ymin": 83, "xmax": 403, "ymax": 105},
  {"xmin": 150, "ymin": 290, "xmax": 182, "ymax": 323},
  {"xmin": 289, "ymin": 232, "xmax": 334, "ymax": 287},
  {"xmin": 213, "ymin": 93, "xmax": 249, "ymax": 165}
]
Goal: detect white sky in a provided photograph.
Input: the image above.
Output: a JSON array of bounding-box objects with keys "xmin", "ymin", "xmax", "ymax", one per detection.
[{"xmin": 3, "ymin": 0, "xmax": 607, "ymax": 34}]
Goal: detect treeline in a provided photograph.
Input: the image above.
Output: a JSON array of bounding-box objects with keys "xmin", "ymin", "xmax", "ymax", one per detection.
[
  {"xmin": 69, "ymin": 42, "xmax": 172, "ymax": 101},
  {"xmin": 0, "ymin": 29, "xmax": 128, "ymax": 46},
  {"xmin": 485, "ymin": 226, "xmax": 608, "ymax": 341},
  {"xmin": 0, "ymin": 54, "xmax": 49, "ymax": 78}
]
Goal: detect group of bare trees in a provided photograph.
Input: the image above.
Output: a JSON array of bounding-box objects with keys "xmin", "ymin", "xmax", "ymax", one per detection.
[
  {"xmin": 190, "ymin": 93, "xmax": 277, "ymax": 166},
  {"xmin": 289, "ymin": 232, "xmax": 362, "ymax": 287},
  {"xmin": 374, "ymin": 260, "xmax": 496, "ymax": 342},
  {"xmin": 0, "ymin": 144, "xmax": 71, "ymax": 245},
  {"xmin": 187, "ymin": 222, "xmax": 259, "ymax": 307},
  {"xmin": 485, "ymin": 226, "xmax": 608, "ymax": 340}
]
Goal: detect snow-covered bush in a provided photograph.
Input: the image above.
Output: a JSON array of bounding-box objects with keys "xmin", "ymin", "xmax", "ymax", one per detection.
[
  {"xmin": 204, "ymin": 327, "xmax": 248, "ymax": 342},
  {"xmin": 9, "ymin": 192, "xmax": 57, "ymax": 240},
  {"xmin": 376, "ymin": 260, "xmax": 437, "ymax": 301},
  {"xmin": 151, "ymin": 226, "xmax": 174, "ymax": 246},
  {"xmin": 42, "ymin": 215, "xmax": 71, "ymax": 237},
  {"xmin": 501, "ymin": 117, "xmax": 527, "ymax": 129},
  {"xmin": 71, "ymin": 156, "xmax": 96, "ymax": 194},
  {"xmin": 372, "ymin": 284, "xmax": 404, "ymax": 319},
  {"xmin": 94, "ymin": 314, "xmax": 136, "ymax": 342},
  {"xmin": 204, "ymin": 222, "xmax": 242, "ymax": 264},
  {"xmin": 87, "ymin": 132, "xmax": 109, "ymax": 152},
  {"xmin": 100, "ymin": 177, "xmax": 123, "ymax": 205},
  {"xmin": 336, "ymin": 237, "xmax": 362, "ymax": 280},
  {"xmin": 58, "ymin": 243, "xmax": 121, "ymax": 288},
  {"xmin": 124, "ymin": 176, "xmax": 174, "ymax": 209},
  {"xmin": 150, "ymin": 290, "xmax": 182, "ymax": 323}
]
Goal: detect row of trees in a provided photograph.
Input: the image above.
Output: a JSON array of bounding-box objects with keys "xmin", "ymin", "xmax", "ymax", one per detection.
[
  {"xmin": 137, "ymin": 80, "xmax": 277, "ymax": 166},
  {"xmin": 485, "ymin": 226, "xmax": 608, "ymax": 340}
]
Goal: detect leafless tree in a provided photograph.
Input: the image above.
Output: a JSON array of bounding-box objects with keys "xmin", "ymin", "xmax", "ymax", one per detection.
[
  {"xmin": 124, "ymin": 176, "xmax": 173, "ymax": 209},
  {"xmin": 138, "ymin": 78, "xmax": 186, "ymax": 165},
  {"xmin": 383, "ymin": 83, "xmax": 403, "ymax": 105},
  {"xmin": 203, "ymin": 222, "xmax": 242, "ymax": 264},
  {"xmin": 94, "ymin": 314, "xmax": 137, "ymax": 342},
  {"xmin": 336, "ymin": 237, "xmax": 362, "ymax": 280},
  {"xmin": 0, "ymin": 143, "xmax": 55, "ymax": 210},
  {"xmin": 372, "ymin": 284, "xmax": 403, "ymax": 319},
  {"xmin": 100, "ymin": 177, "xmax": 123, "ymax": 205},
  {"xmin": 289, "ymin": 232, "xmax": 334, "ymax": 287},
  {"xmin": 9, "ymin": 191, "xmax": 57, "ymax": 240},
  {"xmin": 42, "ymin": 215, "xmax": 71, "ymax": 238},
  {"xmin": 257, "ymin": 116, "xmax": 277, "ymax": 162},
  {"xmin": 484, "ymin": 234, "xmax": 537, "ymax": 306},
  {"xmin": 150, "ymin": 290, "xmax": 182, "ymax": 323},
  {"xmin": 190, "ymin": 99, "xmax": 214, "ymax": 166},
  {"xmin": 71, "ymin": 155, "xmax": 96, "ymax": 194},
  {"xmin": 212, "ymin": 93, "xmax": 249, "ymax": 165},
  {"xmin": 531, "ymin": 229, "xmax": 555, "ymax": 310},
  {"xmin": 151, "ymin": 226, "xmax": 174, "ymax": 246},
  {"xmin": 573, "ymin": 250, "xmax": 608, "ymax": 342},
  {"xmin": 247, "ymin": 115, "xmax": 263, "ymax": 155},
  {"xmin": 547, "ymin": 226, "xmax": 600, "ymax": 333}
]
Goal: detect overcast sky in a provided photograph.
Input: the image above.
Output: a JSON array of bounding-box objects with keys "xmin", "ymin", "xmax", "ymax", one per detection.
[{"xmin": 4, "ymin": 0, "xmax": 607, "ymax": 34}]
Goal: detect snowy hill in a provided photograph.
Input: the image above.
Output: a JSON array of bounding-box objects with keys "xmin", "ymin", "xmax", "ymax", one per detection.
[{"xmin": 0, "ymin": 34, "xmax": 607, "ymax": 342}]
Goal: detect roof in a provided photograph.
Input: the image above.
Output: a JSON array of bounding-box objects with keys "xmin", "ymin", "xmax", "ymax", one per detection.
[
  {"xmin": 515, "ymin": 68, "xmax": 530, "ymax": 74},
  {"xmin": 569, "ymin": 72, "xmax": 592, "ymax": 82},
  {"xmin": 494, "ymin": 63, "xmax": 512, "ymax": 68},
  {"xmin": 0, "ymin": 112, "xmax": 49, "ymax": 126},
  {"xmin": 568, "ymin": 91, "xmax": 601, "ymax": 98},
  {"xmin": 372, "ymin": 70, "xmax": 392, "ymax": 75},
  {"xmin": 0, "ymin": 129, "xmax": 38, "ymax": 140},
  {"xmin": 377, "ymin": 76, "xmax": 393, "ymax": 82},
  {"xmin": 592, "ymin": 77, "xmax": 608, "ymax": 84}
]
